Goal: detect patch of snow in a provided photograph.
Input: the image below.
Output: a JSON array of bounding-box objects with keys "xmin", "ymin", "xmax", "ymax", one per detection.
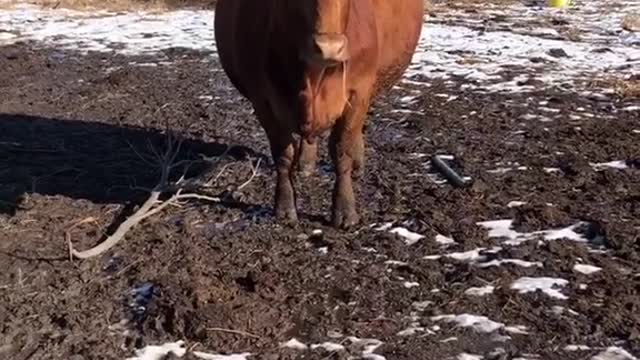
[
  {"xmin": 478, "ymin": 219, "xmax": 589, "ymax": 246},
  {"xmin": 511, "ymin": 277, "xmax": 569, "ymax": 299},
  {"xmin": 574, "ymin": 264, "xmax": 602, "ymax": 275},
  {"xmin": 126, "ymin": 341, "xmax": 186, "ymax": 360},
  {"xmin": 0, "ymin": 6, "xmax": 216, "ymax": 56},
  {"xmin": 457, "ymin": 354, "xmax": 483, "ymax": 360},
  {"xmin": 397, "ymin": 324, "xmax": 426, "ymax": 337},
  {"xmin": 565, "ymin": 345, "xmax": 591, "ymax": 351},
  {"xmin": 125, "ymin": 342, "xmax": 251, "ymax": 360},
  {"xmin": 193, "ymin": 353, "xmax": 252, "ymax": 360},
  {"xmin": 3, "ymin": 0, "xmax": 638, "ymax": 97},
  {"xmin": 310, "ymin": 342, "xmax": 345, "ymax": 352},
  {"xmin": 0, "ymin": 31, "xmax": 17, "ymax": 43},
  {"xmin": 552, "ymin": 306, "xmax": 580, "ymax": 316},
  {"xmin": 487, "ymin": 167, "xmax": 517, "ymax": 174},
  {"xmin": 403, "ymin": 281, "xmax": 420, "ymax": 288},
  {"xmin": 281, "ymin": 339, "xmax": 308, "ymax": 350},
  {"xmin": 412, "ymin": 300, "xmax": 433, "ymax": 311},
  {"xmin": 348, "ymin": 337, "xmax": 385, "ymax": 360},
  {"xmin": 539, "ymin": 107, "xmax": 561, "ymax": 113},
  {"xmin": 492, "ymin": 334, "xmax": 512, "ymax": 342},
  {"xmin": 424, "ymin": 246, "xmax": 504, "ymax": 264},
  {"xmin": 504, "ymin": 325, "xmax": 529, "ymax": 335},
  {"xmin": 374, "ymin": 223, "xmax": 424, "ymax": 245},
  {"xmin": 477, "ymin": 259, "xmax": 543, "ymax": 268},
  {"xmin": 389, "ymin": 227, "xmax": 425, "ymax": 245},
  {"xmin": 281, "ymin": 336, "xmax": 386, "ymax": 359},
  {"xmin": 409, "ymin": 152, "xmax": 429, "ymax": 159},
  {"xmin": 385, "ymin": 260, "xmax": 408, "ymax": 266},
  {"xmin": 435, "ymin": 234, "xmax": 456, "ymax": 245},
  {"xmin": 590, "ymin": 160, "xmax": 629, "ymax": 171},
  {"xmin": 400, "ymin": 95, "xmax": 419, "ymax": 104},
  {"xmin": 591, "ymin": 347, "xmax": 638, "ymax": 360},
  {"xmin": 374, "ymin": 222, "xmax": 394, "ymax": 231},
  {"xmin": 507, "ymin": 201, "xmax": 527, "ymax": 207},
  {"xmin": 407, "ymin": 0, "xmax": 640, "ymax": 95},
  {"xmin": 465, "ymin": 285, "xmax": 496, "ymax": 296},
  {"xmin": 431, "ymin": 314, "xmax": 504, "ymax": 333},
  {"xmin": 440, "ymin": 337, "xmax": 458, "ymax": 343},
  {"xmin": 447, "ymin": 248, "xmax": 490, "ymax": 262}
]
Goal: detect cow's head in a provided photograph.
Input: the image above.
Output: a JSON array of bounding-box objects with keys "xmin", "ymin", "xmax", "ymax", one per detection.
[{"xmin": 294, "ymin": 0, "xmax": 353, "ymax": 138}]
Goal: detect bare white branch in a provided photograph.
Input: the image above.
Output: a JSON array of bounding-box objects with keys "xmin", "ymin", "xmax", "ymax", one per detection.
[{"xmin": 66, "ymin": 134, "xmax": 255, "ymax": 260}]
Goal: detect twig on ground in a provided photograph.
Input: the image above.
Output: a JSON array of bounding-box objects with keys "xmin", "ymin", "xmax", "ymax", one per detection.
[
  {"xmin": 237, "ymin": 157, "xmax": 262, "ymax": 191},
  {"xmin": 66, "ymin": 130, "xmax": 256, "ymax": 260},
  {"xmin": 206, "ymin": 327, "xmax": 261, "ymax": 339}
]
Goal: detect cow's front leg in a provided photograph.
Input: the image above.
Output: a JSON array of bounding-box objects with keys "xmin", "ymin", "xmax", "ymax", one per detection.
[
  {"xmin": 329, "ymin": 102, "xmax": 367, "ymax": 229},
  {"xmin": 255, "ymin": 102, "xmax": 298, "ymax": 223},
  {"xmin": 297, "ymin": 137, "xmax": 318, "ymax": 177},
  {"xmin": 272, "ymin": 138, "xmax": 298, "ymax": 223}
]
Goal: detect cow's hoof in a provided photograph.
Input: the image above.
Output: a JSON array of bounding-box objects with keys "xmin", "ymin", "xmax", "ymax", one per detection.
[
  {"xmin": 275, "ymin": 206, "xmax": 299, "ymax": 224},
  {"xmin": 298, "ymin": 163, "xmax": 316, "ymax": 177},
  {"xmin": 331, "ymin": 209, "xmax": 360, "ymax": 229}
]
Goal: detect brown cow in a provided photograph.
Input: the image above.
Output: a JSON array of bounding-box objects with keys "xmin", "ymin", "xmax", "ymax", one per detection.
[{"xmin": 214, "ymin": 0, "xmax": 424, "ymax": 228}]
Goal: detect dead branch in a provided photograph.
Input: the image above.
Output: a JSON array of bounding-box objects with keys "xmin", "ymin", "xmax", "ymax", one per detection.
[
  {"xmin": 206, "ymin": 327, "xmax": 261, "ymax": 339},
  {"xmin": 66, "ymin": 132, "xmax": 257, "ymax": 260},
  {"xmin": 237, "ymin": 157, "xmax": 262, "ymax": 191}
]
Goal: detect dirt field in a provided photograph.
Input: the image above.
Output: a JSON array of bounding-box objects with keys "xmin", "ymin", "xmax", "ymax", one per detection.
[{"xmin": 1, "ymin": 1, "xmax": 640, "ymax": 359}]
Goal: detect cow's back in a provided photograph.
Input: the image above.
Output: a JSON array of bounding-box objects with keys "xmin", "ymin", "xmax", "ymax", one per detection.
[{"xmin": 371, "ymin": 0, "xmax": 424, "ymax": 95}]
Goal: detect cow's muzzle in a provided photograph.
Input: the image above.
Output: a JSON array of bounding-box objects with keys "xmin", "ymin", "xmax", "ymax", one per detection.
[{"xmin": 307, "ymin": 33, "xmax": 349, "ymax": 67}]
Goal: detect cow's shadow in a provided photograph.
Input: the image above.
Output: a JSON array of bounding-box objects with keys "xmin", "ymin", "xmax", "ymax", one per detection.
[{"xmin": 0, "ymin": 113, "xmax": 267, "ymax": 216}]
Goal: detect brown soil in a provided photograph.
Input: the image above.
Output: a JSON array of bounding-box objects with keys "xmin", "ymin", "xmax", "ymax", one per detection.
[{"xmin": 0, "ymin": 38, "xmax": 639, "ymax": 359}]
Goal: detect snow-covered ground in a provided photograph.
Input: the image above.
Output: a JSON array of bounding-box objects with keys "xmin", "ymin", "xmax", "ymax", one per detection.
[{"xmin": 1, "ymin": 0, "xmax": 638, "ymax": 94}]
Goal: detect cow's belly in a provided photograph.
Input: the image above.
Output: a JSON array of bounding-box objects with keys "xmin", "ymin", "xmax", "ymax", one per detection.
[{"xmin": 371, "ymin": 0, "xmax": 424, "ymax": 95}]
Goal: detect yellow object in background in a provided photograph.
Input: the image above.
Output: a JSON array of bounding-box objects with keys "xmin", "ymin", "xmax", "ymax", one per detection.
[{"xmin": 548, "ymin": 0, "xmax": 570, "ymax": 8}]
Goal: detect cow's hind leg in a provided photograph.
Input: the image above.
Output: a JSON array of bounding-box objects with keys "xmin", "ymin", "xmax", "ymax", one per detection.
[
  {"xmin": 297, "ymin": 137, "xmax": 318, "ymax": 177},
  {"xmin": 254, "ymin": 102, "xmax": 298, "ymax": 223},
  {"xmin": 329, "ymin": 99, "xmax": 368, "ymax": 229}
]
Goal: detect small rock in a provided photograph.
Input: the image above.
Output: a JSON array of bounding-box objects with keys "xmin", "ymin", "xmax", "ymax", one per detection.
[
  {"xmin": 592, "ymin": 47, "xmax": 613, "ymax": 53},
  {"xmin": 548, "ymin": 48, "xmax": 569, "ymax": 58}
]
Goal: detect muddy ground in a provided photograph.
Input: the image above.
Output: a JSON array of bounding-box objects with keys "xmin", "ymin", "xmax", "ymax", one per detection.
[{"xmin": 1, "ymin": 6, "xmax": 640, "ymax": 360}]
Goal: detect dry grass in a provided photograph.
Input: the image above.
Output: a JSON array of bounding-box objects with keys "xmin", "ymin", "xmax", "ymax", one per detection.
[
  {"xmin": 621, "ymin": 14, "xmax": 640, "ymax": 32},
  {"xmin": 1, "ymin": 0, "xmax": 216, "ymax": 11},
  {"xmin": 588, "ymin": 76, "xmax": 640, "ymax": 99}
]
